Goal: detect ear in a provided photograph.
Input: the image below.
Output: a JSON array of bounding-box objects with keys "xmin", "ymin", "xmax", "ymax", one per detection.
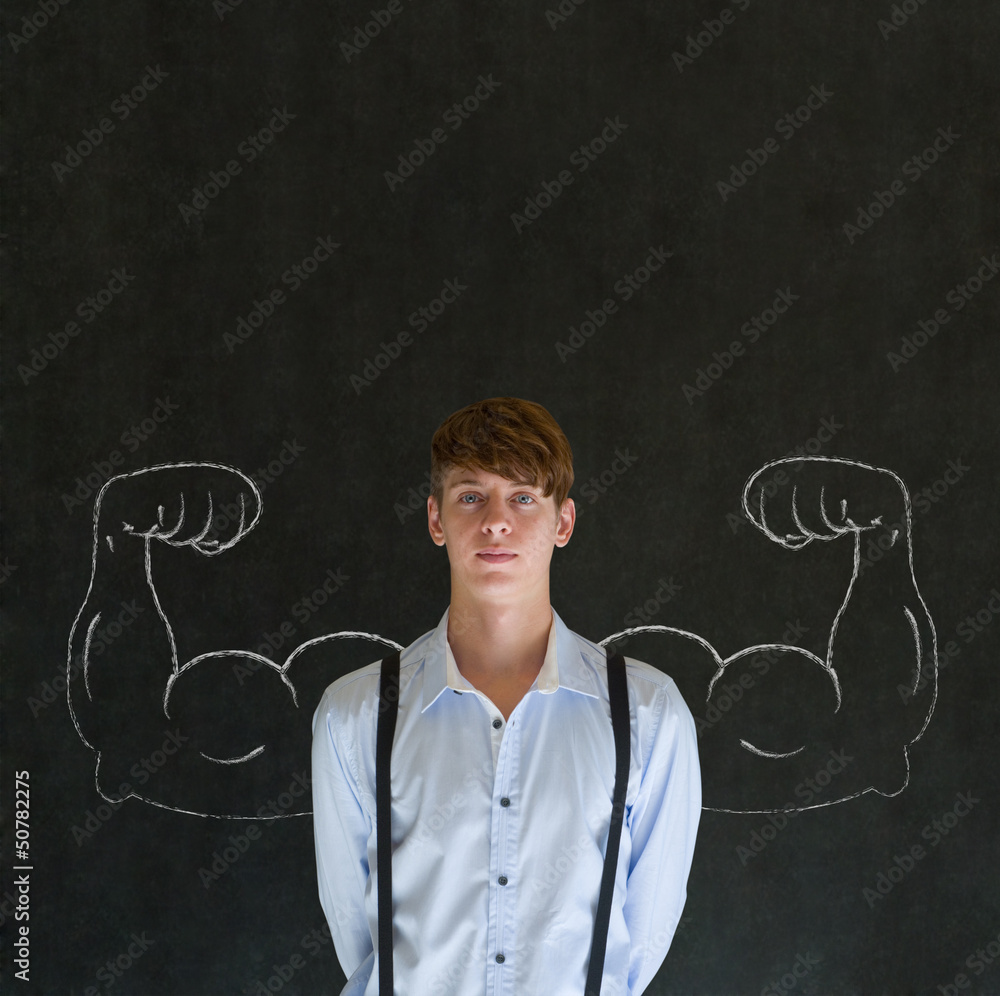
[
  {"xmin": 554, "ymin": 497, "xmax": 575, "ymax": 548},
  {"xmin": 428, "ymin": 494, "xmax": 446, "ymax": 546}
]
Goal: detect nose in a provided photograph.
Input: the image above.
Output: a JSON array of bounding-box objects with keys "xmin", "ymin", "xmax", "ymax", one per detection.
[{"xmin": 481, "ymin": 498, "xmax": 512, "ymax": 535}]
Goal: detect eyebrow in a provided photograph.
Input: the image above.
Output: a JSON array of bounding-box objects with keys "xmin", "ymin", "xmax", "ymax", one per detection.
[{"xmin": 448, "ymin": 478, "xmax": 537, "ymax": 490}]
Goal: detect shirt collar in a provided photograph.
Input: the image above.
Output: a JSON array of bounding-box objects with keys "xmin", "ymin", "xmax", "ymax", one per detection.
[{"xmin": 420, "ymin": 605, "xmax": 601, "ymax": 712}]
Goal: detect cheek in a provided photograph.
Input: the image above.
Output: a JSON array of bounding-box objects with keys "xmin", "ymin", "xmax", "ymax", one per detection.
[{"xmin": 523, "ymin": 525, "xmax": 558, "ymax": 555}]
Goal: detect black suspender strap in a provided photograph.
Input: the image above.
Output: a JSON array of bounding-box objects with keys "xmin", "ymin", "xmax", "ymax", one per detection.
[
  {"xmin": 376, "ymin": 650, "xmax": 400, "ymax": 996},
  {"xmin": 375, "ymin": 645, "xmax": 630, "ymax": 996},
  {"xmin": 585, "ymin": 647, "xmax": 630, "ymax": 996}
]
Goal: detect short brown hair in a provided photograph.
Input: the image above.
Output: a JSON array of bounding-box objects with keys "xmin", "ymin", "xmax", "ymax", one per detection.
[{"xmin": 430, "ymin": 398, "xmax": 574, "ymax": 510}]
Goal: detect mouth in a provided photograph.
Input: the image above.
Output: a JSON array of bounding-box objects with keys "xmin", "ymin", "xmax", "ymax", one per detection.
[{"xmin": 476, "ymin": 549, "xmax": 517, "ymax": 563}]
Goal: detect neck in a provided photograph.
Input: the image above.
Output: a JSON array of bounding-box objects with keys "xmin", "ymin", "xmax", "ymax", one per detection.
[{"xmin": 446, "ymin": 592, "xmax": 553, "ymax": 684}]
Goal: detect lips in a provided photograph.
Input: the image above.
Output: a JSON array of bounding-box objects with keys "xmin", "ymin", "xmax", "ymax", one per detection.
[{"xmin": 477, "ymin": 549, "xmax": 516, "ymax": 562}]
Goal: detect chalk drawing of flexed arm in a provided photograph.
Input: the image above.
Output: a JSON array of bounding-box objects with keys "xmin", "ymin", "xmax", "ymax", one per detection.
[
  {"xmin": 603, "ymin": 457, "xmax": 937, "ymax": 813},
  {"xmin": 67, "ymin": 464, "xmax": 269, "ymax": 815},
  {"xmin": 67, "ymin": 463, "xmax": 397, "ymax": 818}
]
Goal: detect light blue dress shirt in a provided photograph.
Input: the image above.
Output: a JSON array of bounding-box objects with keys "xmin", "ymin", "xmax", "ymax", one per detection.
[{"xmin": 311, "ymin": 606, "xmax": 701, "ymax": 995}]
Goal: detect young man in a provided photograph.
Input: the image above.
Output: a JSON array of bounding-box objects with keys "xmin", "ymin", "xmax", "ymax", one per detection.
[{"xmin": 311, "ymin": 397, "xmax": 701, "ymax": 995}]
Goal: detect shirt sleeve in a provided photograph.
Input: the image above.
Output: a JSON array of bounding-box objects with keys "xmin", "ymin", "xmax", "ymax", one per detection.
[
  {"xmin": 311, "ymin": 684, "xmax": 375, "ymax": 979},
  {"xmin": 623, "ymin": 676, "xmax": 702, "ymax": 994}
]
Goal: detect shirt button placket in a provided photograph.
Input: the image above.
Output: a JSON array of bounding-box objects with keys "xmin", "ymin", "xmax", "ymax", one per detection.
[{"xmin": 491, "ymin": 713, "xmax": 517, "ymax": 992}]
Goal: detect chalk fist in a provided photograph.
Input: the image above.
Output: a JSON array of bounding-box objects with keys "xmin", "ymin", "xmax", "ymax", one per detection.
[
  {"xmin": 744, "ymin": 457, "xmax": 908, "ymax": 550},
  {"xmin": 96, "ymin": 462, "xmax": 261, "ymax": 556}
]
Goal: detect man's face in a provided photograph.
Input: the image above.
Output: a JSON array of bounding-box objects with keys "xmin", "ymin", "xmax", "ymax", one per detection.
[{"xmin": 427, "ymin": 465, "xmax": 575, "ymax": 606}]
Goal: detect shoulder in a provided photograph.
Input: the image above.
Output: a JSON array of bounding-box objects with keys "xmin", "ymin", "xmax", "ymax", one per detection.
[
  {"xmin": 314, "ymin": 658, "xmax": 381, "ymax": 721},
  {"xmin": 311, "ymin": 626, "xmax": 435, "ymax": 728},
  {"xmin": 623, "ymin": 653, "xmax": 697, "ymax": 736},
  {"xmin": 573, "ymin": 633, "xmax": 697, "ymax": 779},
  {"xmin": 567, "ymin": 625, "xmax": 697, "ymax": 748},
  {"xmin": 619, "ymin": 654, "xmax": 696, "ymax": 744},
  {"xmin": 604, "ymin": 654, "xmax": 699, "ymax": 786},
  {"xmin": 563, "ymin": 625, "xmax": 693, "ymax": 729},
  {"xmin": 567, "ymin": 625, "xmax": 686, "ymax": 701}
]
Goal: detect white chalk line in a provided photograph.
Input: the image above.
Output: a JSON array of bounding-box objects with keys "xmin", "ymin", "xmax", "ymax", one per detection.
[{"xmin": 200, "ymin": 746, "xmax": 266, "ymax": 765}]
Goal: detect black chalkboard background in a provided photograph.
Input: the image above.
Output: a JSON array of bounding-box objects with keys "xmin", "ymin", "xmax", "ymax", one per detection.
[{"xmin": 3, "ymin": 1, "xmax": 1000, "ymax": 993}]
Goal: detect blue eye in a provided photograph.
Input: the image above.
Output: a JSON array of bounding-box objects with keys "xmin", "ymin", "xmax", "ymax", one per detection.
[
  {"xmin": 514, "ymin": 494, "xmax": 534, "ymax": 504},
  {"xmin": 459, "ymin": 494, "xmax": 479, "ymax": 503}
]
